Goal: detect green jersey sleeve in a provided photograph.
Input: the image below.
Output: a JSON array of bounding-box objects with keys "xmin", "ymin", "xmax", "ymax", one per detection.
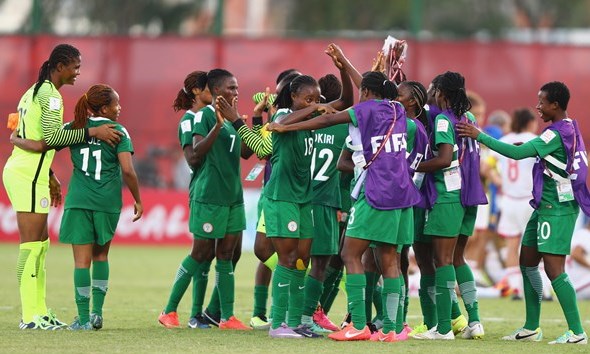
[{"xmin": 433, "ymin": 114, "xmax": 455, "ymax": 147}]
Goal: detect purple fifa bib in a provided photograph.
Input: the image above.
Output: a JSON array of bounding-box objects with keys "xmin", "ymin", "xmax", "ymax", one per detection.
[
  {"xmin": 445, "ymin": 111, "xmax": 488, "ymax": 206},
  {"xmin": 531, "ymin": 119, "xmax": 590, "ymax": 216},
  {"xmin": 355, "ymin": 100, "xmax": 421, "ymax": 210},
  {"xmin": 409, "ymin": 119, "xmax": 437, "ymax": 209}
]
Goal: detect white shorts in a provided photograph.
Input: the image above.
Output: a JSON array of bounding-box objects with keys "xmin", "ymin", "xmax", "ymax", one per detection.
[
  {"xmin": 497, "ymin": 196, "xmax": 534, "ymax": 238},
  {"xmin": 474, "ymin": 203, "xmax": 490, "ymax": 231}
]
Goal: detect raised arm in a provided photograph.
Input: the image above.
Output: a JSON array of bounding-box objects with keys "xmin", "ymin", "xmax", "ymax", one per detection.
[
  {"xmin": 325, "ymin": 43, "xmax": 363, "ymax": 89},
  {"xmin": 325, "ymin": 45, "xmax": 354, "ymax": 111},
  {"xmin": 118, "ymin": 151, "xmax": 143, "ymax": 222}
]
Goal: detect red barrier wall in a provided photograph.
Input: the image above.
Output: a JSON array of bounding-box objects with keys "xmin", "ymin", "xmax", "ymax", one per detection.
[{"xmin": 1, "ymin": 36, "xmax": 590, "ymax": 190}]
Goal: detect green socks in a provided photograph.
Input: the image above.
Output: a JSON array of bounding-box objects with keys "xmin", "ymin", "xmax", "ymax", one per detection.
[
  {"xmin": 287, "ymin": 269, "xmax": 306, "ymax": 328},
  {"xmin": 320, "ymin": 267, "xmax": 342, "ymax": 313},
  {"xmin": 396, "ymin": 277, "xmax": 406, "ymax": 333},
  {"xmin": 346, "ymin": 273, "xmax": 367, "ymax": 331},
  {"xmin": 216, "ymin": 260, "xmax": 235, "ymax": 321},
  {"xmin": 302, "ymin": 275, "xmax": 323, "ymax": 318},
  {"xmin": 419, "ymin": 273, "xmax": 437, "ymax": 329},
  {"xmin": 190, "ymin": 261, "xmax": 211, "ymax": 318},
  {"xmin": 365, "ymin": 271, "xmax": 377, "ymax": 322},
  {"xmin": 382, "ymin": 277, "xmax": 400, "ymax": 334},
  {"xmin": 74, "ymin": 268, "xmax": 91, "ymax": 323},
  {"xmin": 522, "ymin": 265, "xmax": 543, "ymax": 330},
  {"xmin": 271, "ymin": 265, "xmax": 291, "ymax": 329},
  {"xmin": 552, "ymin": 273, "xmax": 584, "ymax": 334},
  {"xmin": 456, "ymin": 264, "xmax": 480, "ymax": 323},
  {"xmin": 17, "ymin": 241, "xmax": 42, "ymax": 323},
  {"xmin": 435, "ymin": 265, "xmax": 456, "ymax": 335},
  {"xmin": 164, "ymin": 256, "xmax": 199, "ymax": 313},
  {"xmin": 253, "ymin": 285, "xmax": 269, "ymax": 317},
  {"xmin": 91, "ymin": 261, "xmax": 109, "ymax": 316}
]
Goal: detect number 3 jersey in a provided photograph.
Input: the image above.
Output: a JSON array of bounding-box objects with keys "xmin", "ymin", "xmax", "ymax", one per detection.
[{"xmin": 64, "ymin": 117, "xmax": 133, "ymax": 213}]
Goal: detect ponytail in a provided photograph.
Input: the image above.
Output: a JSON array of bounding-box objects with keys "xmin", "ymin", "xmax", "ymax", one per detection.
[
  {"xmin": 73, "ymin": 84, "xmax": 114, "ymax": 129},
  {"xmin": 173, "ymin": 71, "xmax": 208, "ymax": 112},
  {"xmin": 33, "ymin": 44, "xmax": 81, "ymax": 99}
]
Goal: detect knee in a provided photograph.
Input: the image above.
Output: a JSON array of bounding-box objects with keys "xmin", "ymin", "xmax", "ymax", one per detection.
[{"xmin": 254, "ymin": 244, "xmax": 271, "ymax": 262}]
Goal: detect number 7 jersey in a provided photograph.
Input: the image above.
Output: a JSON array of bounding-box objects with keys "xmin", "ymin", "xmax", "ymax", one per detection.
[{"xmin": 64, "ymin": 117, "xmax": 133, "ymax": 213}]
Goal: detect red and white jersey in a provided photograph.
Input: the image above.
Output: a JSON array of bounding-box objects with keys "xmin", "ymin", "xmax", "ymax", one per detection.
[
  {"xmin": 494, "ymin": 132, "xmax": 537, "ymax": 199},
  {"xmin": 566, "ymin": 228, "xmax": 590, "ymax": 294}
]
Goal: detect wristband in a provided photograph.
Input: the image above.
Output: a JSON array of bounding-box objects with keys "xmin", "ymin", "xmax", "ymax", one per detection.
[
  {"xmin": 232, "ymin": 119, "xmax": 246, "ymax": 130},
  {"xmin": 84, "ymin": 127, "xmax": 90, "ymax": 141}
]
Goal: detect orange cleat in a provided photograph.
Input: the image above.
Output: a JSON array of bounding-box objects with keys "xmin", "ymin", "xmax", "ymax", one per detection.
[
  {"xmin": 219, "ymin": 316, "xmax": 253, "ymax": 330},
  {"xmin": 328, "ymin": 322, "xmax": 371, "ymax": 341},
  {"xmin": 158, "ymin": 311, "xmax": 180, "ymax": 328}
]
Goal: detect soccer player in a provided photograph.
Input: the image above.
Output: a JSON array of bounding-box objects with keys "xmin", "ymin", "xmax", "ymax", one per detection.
[
  {"xmin": 458, "ymin": 81, "xmax": 589, "ymax": 345},
  {"xmin": 2, "ymin": 44, "xmax": 121, "ymax": 330},
  {"xmin": 494, "ymin": 108, "xmax": 538, "ymax": 298},
  {"xmin": 166, "ymin": 70, "xmax": 214, "ymax": 329},
  {"xmin": 13, "ymin": 84, "xmax": 143, "ymax": 330},
  {"xmin": 159, "ymin": 69, "xmax": 251, "ymax": 331},
  {"xmin": 269, "ymin": 70, "xmax": 421, "ymax": 342},
  {"xmin": 413, "ymin": 72, "xmax": 487, "ymax": 340}
]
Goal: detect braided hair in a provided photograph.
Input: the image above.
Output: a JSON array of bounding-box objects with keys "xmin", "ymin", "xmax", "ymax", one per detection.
[
  {"xmin": 274, "ymin": 74, "xmax": 318, "ymax": 109},
  {"xmin": 73, "ymin": 84, "xmax": 115, "ymax": 129},
  {"xmin": 173, "ymin": 71, "xmax": 208, "ymax": 112},
  {"xmin": 33, "ymin": 44, "xmax": 81, "ymax": 98},
  {"xmin": 360, "ymin": 71, "xmax": 397, "ymax": 100},
  {"xmin": 318, "ymin": 74, "xmax": 342, "ymax": 103},
  {"xmin": 432, "ymin": 71, "xmax": 471, "ymax": 118},
  {"xmin": 399, "ymin": 80, "xmax": 428, "ymax": 126}
]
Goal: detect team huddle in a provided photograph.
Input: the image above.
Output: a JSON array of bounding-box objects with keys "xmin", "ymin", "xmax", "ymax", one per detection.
[{"xmin": 3, "ymin": 41, "xmax": 589, "ymax": 345}]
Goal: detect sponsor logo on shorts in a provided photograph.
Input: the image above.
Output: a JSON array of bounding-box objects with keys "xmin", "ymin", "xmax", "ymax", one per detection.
[
  {"xmin": 203, "ymin": 222, "xmax": 213, "ymax": 233},
  {"xmin": 287, "ymin": 221, "xmax": 298, "ymax": 232},
  {"xmin": 40, "ymin": 198, "xmax": 49, "ymax": 209}
]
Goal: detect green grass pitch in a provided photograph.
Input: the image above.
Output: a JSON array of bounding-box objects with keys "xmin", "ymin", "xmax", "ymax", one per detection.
[{"xmin": 0, "ymin": 243, "xmax": 588, "ymax": 353}]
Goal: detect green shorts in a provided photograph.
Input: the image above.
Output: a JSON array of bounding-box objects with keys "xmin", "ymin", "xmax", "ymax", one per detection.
[
  {"xmin": 345, "ymin": 192, "xmax": 405, "ymax": 246},
  {"xmin": 424, "ymin": 203, "xmax": 476, "ymax": 237},
  {"xmin": 413, "ymin": 207, "xmax": 431, "ymax": 243},
  {"xmin": 398, "ymin": 207, "xmax": 414, "ymax": 247},
  {"xmin": 59, "ymin": 209, "xmax": 120, "ymax": 246},
  {"xmin": 311, "ymin": 204, "xmax": 339, "ymax": 256},
  {"xmin": 264, "ymin": 198, "xmax": 313, "ymax": 239},
  {"xmin": 189, "ymin": 201, "xmax": 246, "ymax": 239},
  {"xmin": 3, "ymin": 169, "xmax": 50, "ymax": 214},
  {"xmin": 522, "ymin": 210, "xmax": 579, "ymax": 255}
]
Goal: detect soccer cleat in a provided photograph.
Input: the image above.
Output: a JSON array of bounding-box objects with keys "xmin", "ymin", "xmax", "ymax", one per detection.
[
  {"xmin": 306, "ymin": 321, "xmax": 332, "ymax": 334},
  {"xmin": 548, "ymin": 330, "xmax": 588, "ymax": 344},
  {"xmin": 328, "ymin": 322, "xmax": 371, "ymax": 341},
  {"xmin": 312, "ymin": 306, "xmax": 339, "ymax": 331},
  {"xmin": 219, "ymin": 316, "xmax": 252, "ymax": 330},
  {"xmin": 158, "ymin": 311, "xmax": 180, "ymax": 328},
  {"xmin": 409, "ymin": 323, "xmax": 428, "ymax": 338},
  {"xmin": 43, "ymin": 308, "xmax": 68, "ymax": 328},
  {"xmin": 68, "ymin": 317, "xmax": 93, "ymax": 331},
  {"xmin": 203, "ymin": 309, "xmax": 220, "ymax": 327},
  {"xmin": 188, "ymin": 314, "xmax": 211, "ymax": 329},
  {"xmin": 19, "ymin": 315, "xmax": 61, "ymax": 330},
  {"xmin": 396, "ymin": 328, "xmax": 409, "ymax": 341},
  {"xmin": 90, "ymin": 313, "xmax": 103, "ymax": 330},
  {"xmin": 502, "ymin": 327, "xmax": 543, "ymax": 341},
  {"xmin": 369, "ymin": 329, "xmax": 398, "ymax": 342},
  {"xmin": 451, "ymin": 314, "xmax": 468, "ymax": 335},
  {"xmin": 249, "ymin": 315, "xmax": 271, "ymax": 330},
  {"xmin": 461, "ymin": 322, "xmax": 485, "ymax": 339},
  {"xmin": 269, "ymin": 323, "xmax": 303, "ymax": 339},
  {"xmin": 293, "ymin": 324, "xmax": 323, "ymax": 338},
  {"xmin": 413, "ymin": 326, "xmax": 454, "ymax": 340}
]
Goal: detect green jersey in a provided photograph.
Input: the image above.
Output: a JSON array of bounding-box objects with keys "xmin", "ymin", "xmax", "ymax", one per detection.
[
  {"xmin": 406, "ymin": 118, "xmax": 417, "ymax": 154},
  {"xmin": 312, "ymin": 123, "xmax": 348, "ymax": 208},
  {"xmin": 191, "ymin": 105, "xmax": 243, "ymax": 205},
  {"xmin": 4, "ymin": 81, "xmax": 86, "ymax": 185},
  {"xmin": 64, "ymin": 117, "xmax": 133, "ymax": 213},
  {"xmin": 178, "ymin": 110, "xmax": 197, "ymax": 192},
  {"xmin": 264, "ymin": 108, "xmax": 314, "ymax": 203},
  {"xmin": 529, "ymin": 130, "xmax": 579, "ymax": 216}
]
